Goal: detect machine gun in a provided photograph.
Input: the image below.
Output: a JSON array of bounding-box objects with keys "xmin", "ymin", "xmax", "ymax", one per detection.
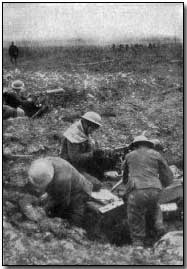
[
  {"xmin": 110, "ymin": 144, "xmax": 130, "ymax": 161},
  {"xmin": 104, "ymin": 144, "xmax": 131, "ymax": 171},
  {"xmin": 95, "ymin": 144, "xmax": 130, "ymax": 160},
  {"xmin": 91, "ymin": 144, "xmax": 130, "ymax": 178}
]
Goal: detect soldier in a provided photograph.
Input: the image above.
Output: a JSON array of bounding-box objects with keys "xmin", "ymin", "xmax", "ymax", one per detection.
[
  {"xmin": 119, "ymin": 44, "xmax": 124, "ymax": 52},
  {"xmin": 148, "ymin": 43, "xmax": 152, "ymax": 49},
  {"xmin": 3, "ymin": 80, "xmax": 48, "ymax": 118},
  {"xmin": 3, "ymin": 80, "xmax": 26, "ymax": 107},
  {"xmin": 3, "ymin": 80, "xmax": 27, "ymax": 105},
  {"xmin": 23, "ymin": 157, "xmax": 93, "ymax": 226},
  {"xmin": 11, "ymin": 80, "xmax": 26, "ymax": 97},
  {"xmin": 8, "ymin": 41, "xmax": 19, "ymax": 65},
  {"xmin": 122, "ymin": 135, "xmax": 173, "ymax": 247},
  {"xmin": 60, "ymin": 111, "xmax": 106, "ymax": 191}
]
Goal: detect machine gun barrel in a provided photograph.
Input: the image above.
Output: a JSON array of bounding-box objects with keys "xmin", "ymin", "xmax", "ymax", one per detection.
[
  {"xmin": 112, "ymin": 144, "xmax": 130, "ymax": 152},
  {"xmin": 46, "ymin": 88, "xmax": 65, "ymax": 95},
  {"xmin": 3, "ymin": 153, "xmax": 33, "ymax": 160}
]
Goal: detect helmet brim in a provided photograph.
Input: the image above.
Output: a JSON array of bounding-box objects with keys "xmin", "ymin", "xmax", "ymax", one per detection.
[
  {"xmin": 131, "ymin": 140, "xmax": 154, "ymax": 148},
  {"xmin": 12, "ymin": 86, "xmax": 24, "ymax": 91},
  {"xmin": 81, "ymin": 116, "xmax": 102, "ymax": 127}
]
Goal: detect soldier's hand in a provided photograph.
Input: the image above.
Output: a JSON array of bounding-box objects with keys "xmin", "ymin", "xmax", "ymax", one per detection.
[{"xmin": 20, "ymin": 203, "xmax": 43, "ymax": 222}]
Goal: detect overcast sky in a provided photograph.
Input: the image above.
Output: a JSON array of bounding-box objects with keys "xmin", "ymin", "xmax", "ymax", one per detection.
[{"xmin": 3, "ymin": 3, "xmax": 183, "ymax": 43}]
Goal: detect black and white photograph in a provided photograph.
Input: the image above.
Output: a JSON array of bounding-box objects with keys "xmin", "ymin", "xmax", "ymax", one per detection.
[{"xmin": 2, "ymin": 2, "xmax": 184, "ymax": 265}]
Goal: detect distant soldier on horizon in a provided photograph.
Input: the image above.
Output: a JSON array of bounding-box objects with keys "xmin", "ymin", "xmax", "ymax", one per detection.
[
  {"xmin": 119, "ymin": 44, "xmax": 124, "ymax": 52},
  {"xmin": 148, "ymin": 43, "xmax": 152, "ymax": 49},
  {"xmin": 8, "ymin": 41, "xmax": 19, "ymax": 66}
]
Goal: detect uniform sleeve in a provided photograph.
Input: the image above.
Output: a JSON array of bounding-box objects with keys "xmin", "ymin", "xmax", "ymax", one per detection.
[
  {"xmin": 158, "ymin": 155, "xmax": 174, "ymax": 187},
  {"xmin": 77, "ymin": 174, "xmax": 93, "ymax": 195},
  {"xmin": 122, "ymin": 159, "xmax": 129, "ymax": 184},
  {"xmin": 67, "ymin": 140, "xmax": 94, "ymax": 166},
  {"xmin": 19, "ymin": 193, "xmax": 45, "ymax": 222},
  {"xmin": 51, "ymin": 171, "xmax": 72, "ymax": 208}
]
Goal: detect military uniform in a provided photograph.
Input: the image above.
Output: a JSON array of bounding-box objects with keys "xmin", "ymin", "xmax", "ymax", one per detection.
[
  {"xmin": 9, "ymin": 43, "xmax": 19, "ymax": 64},
  {"xmin": 60, "ymin": 120, "xmax": 103, "ymax": 190},
  {"xmin": 25, "ymin": 157, "xmax": 93, "ymax": 226},
  {"xmin": 122, "ymin": 146, "xmax": 173, "ymax": 246}
]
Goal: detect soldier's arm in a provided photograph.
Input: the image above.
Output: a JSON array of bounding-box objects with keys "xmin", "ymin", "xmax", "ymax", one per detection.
[
  {"xmin": 122, "ymin": 159, "xmax": 129, "ymax": 184},
  {"xmin": 51, "ymin": 172, "xmax": 72, "ymax": 208},
  {"xmin": 19, "ymin": 192, "xmax": 45, "ymax": 222},
  {"xmin": 67, "ymin": 141, "xmax": 94, "ymax": 166},
  {"xmin": 158, "ymin": 155, "xmax": 174, "ymax": 187}
]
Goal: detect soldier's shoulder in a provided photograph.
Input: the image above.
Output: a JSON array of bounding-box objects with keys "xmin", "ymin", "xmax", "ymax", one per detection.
[{"xmin": 126, "ymin": 150, "xmax": 136, "ymax": 159}]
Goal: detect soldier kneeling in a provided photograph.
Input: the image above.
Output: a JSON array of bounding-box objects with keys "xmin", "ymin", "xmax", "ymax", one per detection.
[{"xmin": 27, "ymin": 157, "xmax": 93, "ymax": 227}]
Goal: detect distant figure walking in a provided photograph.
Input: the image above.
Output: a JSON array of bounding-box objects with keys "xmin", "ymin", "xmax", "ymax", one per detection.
[{"xmin": 8, "ymin": 41, "xmax": 19, "ymax": 65}]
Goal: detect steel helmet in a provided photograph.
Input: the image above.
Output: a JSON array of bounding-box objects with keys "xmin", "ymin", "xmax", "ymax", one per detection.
[
  {"xmin": 11, "ymin": 80, "xmax": 25, "ymax": 91},
  {"xmin": 131, "ymin": 135, "xmax": 154, "ymax": 147},
  {"xmin": 28, "ymin": 158, "xmax": 54, "ymax": 190},
  {"xmin": 81, "ymin": 111, "xmax": 102, "ymax": 127}
]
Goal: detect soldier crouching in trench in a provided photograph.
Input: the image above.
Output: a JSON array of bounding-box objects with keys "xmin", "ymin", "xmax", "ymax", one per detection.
[
  {"xmin": 121, "ymin": 135, "xmax": 173, "ymax": 247},
  {"xmin": 20, "ymin": 157, "xmax": 93, "ymax": 227},
  {"xmin": 3, "ymin": 80, "xmax": 49, "ymax": 119},
  {"xmin": 60, "ymin": 111, "xmax": 116, "ymax": 191}
]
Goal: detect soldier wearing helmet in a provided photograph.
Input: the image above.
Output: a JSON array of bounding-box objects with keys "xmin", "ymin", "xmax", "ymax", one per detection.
[
  {"xmin": 3, "ymin": 80, "xmax": 48, "ymax": 119},
  {"xmin": 11, "ymin": 80, "xmax": 28, "ymax": 99},
  {"xmin": 3, "ymin": 80, "xmax": 26, "ymax": 107},
  {"xmin": 122, "ymin": 135, "xmax": 173, "ymax": 247},
  {"xmin": 60, "ymin": 111, "xmax": 105, "ymax": 191},
  {"xmin": 20, "ymin": 157, "xmax": 93, "ymax": 226}
]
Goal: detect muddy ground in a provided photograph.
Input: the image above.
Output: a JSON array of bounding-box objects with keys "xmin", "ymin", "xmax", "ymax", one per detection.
[{"xmin": 3, "ymin": 44, "xmax": 183, "ymax": 265}]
